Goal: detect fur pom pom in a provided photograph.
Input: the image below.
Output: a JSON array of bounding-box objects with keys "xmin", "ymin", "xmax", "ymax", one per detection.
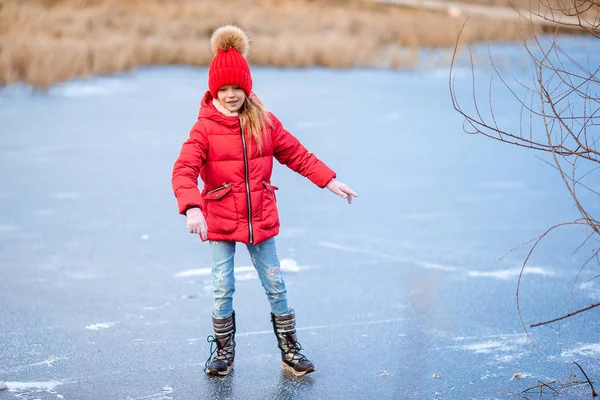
[{"xmin": 210, "ymin": 25, "xmax": 249, "ymax": 57}]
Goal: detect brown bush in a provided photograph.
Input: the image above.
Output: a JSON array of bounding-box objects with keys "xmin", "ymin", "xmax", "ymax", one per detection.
[{"xmin": 0, "ymin": 0, "xmax": 539, "ymax": 87}]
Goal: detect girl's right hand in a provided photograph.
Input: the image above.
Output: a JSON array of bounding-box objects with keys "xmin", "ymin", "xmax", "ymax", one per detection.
[{"xmin": 186, "ymin": 207, "xmax": 208, "ymax": 241}]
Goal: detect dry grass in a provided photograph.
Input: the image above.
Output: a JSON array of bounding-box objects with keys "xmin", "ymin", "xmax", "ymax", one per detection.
[{"xmin": 0, "ymin": 0, "xmax": 540, "ymax": 87}]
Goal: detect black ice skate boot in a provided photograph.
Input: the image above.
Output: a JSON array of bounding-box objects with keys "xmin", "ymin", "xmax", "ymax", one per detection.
[
  {"xmin": 271, "ymin": 309, "xmax": 315, "ymax": 376},
  {"xmin": 205, "ymin": 311, "xmax": 235, "ymax": 376}
]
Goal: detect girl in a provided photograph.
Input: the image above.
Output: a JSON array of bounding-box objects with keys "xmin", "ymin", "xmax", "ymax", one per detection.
[{"xmin": 172, "ymin": 25, "xmax": 357, "ymax": 377}]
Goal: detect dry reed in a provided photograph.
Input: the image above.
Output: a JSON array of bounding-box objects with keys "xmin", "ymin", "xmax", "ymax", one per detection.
[{"xmin": 0, "ymin": 0, "xmax": 539, "ymax": 87}]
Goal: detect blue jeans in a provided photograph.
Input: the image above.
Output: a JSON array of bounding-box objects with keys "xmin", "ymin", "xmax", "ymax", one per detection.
[{"xmin": 210, "ymin": 237, "xmax": 290, "ymax": 318}]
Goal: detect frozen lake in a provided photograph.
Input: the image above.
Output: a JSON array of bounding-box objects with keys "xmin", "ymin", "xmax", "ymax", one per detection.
[{"xmin": 1, "ymin": 37, "xmax": 599, "ymax": 399}]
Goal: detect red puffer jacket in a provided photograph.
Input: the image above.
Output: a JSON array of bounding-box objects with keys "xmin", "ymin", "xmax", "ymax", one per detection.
[{"xmin": 172, "ymin": 91, "xmax": 336, "ymax": 245}]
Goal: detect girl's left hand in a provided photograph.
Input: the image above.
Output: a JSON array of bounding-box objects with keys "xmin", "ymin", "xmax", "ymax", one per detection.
[{"xmin": 326, "ymin": 179, "xmax": 358, "ymax": 204}]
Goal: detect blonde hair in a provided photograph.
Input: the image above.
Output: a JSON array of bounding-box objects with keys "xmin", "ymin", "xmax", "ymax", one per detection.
[{"xmin": 239, "ymin": 94, "xmax": 272, "ymax": 154}]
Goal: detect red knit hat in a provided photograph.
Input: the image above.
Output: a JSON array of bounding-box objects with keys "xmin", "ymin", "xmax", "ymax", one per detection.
[{"xmin": 208, "ymin": 25, "xmax": 252, "ymax": 98}]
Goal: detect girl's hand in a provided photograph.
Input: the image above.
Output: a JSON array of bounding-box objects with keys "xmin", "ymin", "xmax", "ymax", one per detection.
[
  {"xmin": 326, "ymin": 179, "xmax": 358, "ymax": 204},
  {"xmin": 186, "ymin": 207, "xmax": 208, "ymax": 240}
]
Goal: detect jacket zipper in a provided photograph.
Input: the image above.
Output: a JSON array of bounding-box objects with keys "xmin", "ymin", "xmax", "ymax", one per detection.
[
  {"xmin": 206, "ymin": 183, "xmax": 231, "ymax": 195},
  {"xmin": 239, "ymin": 120, "xmax": 253, "ymax": 244}
]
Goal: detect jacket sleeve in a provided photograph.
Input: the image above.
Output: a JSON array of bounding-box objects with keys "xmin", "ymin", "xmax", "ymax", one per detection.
[
  {"xmin": 172, "ymin": 121, "xmax": 209, "ymax": 215},
  {"xmin": 271, "ymin": 113, "xmax": 336, "ymax": 188}
]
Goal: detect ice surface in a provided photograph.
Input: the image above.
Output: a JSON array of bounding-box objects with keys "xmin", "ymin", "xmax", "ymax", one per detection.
[
  {"xmin": 5, "ymin": 381, "xmax": 63, "ymax": 391},
  {"xmin": 1, "ymin": 36, "xmax": 599, "ymax": 399}
]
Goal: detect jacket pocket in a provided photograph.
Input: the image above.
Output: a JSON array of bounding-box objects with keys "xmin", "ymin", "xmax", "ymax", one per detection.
[
  {"xmin": 261, "ymin": 181, "xmax": 279, "ymax": 230},
  {"xmin": 204, "ymin": 183, "xmax": 238, "ymax": 234}
]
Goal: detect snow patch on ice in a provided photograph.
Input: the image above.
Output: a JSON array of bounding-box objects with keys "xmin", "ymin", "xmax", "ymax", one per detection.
[
  {"xmin": 174, "ymin": 258, "xmax": 305, "ymax": 278},
  {"xmin": 50, "ymin": 79, "xmax": 131, "ymax": 97},
  {"xmin": 580, "ymin": 281, "xmax": 600, "ymax": 301},
  {"xmin": 54, "ymin": 84, "xmax": 112, "ymax": 97},
  {"xmin": 468, "ymin": 266, "xmax": 555, "ymax": 280},
  {"xmin": 562, "ymin": 343, "xmax": 600, "ymax": 358},
  {"xmin": 494, "ymin": 353, "xmax": 526, "ymax": 363},
  {"xmin": 281, "ymin": 258, "xmax": 301, "ymax": 272},
  {"xmin": 5, "ymin": 381, "xmax": 63, "ymax": 391},
  {"xmin": 452, "ymin": 335, "xmax": 529, "ymax": 362},
  {"xmin": 460, "ymin": 341, "xmax": 508, "ymax": 353},
  {"xmin": 86, "ymin": 322, "xmax": 117, "ymax": 330}
]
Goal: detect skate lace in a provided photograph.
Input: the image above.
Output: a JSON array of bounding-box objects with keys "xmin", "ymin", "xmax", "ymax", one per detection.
[
  {"xmin": 205, "ymin": 335, "xmax": 234, "ymax": 370},
  {"xmin": 284, "ymin": 334, "xmax": 308, "ymax": 362}
]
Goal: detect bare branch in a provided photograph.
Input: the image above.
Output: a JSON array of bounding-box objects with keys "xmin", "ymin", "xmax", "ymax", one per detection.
[
  {"xmin": 530, "ymin": 302, "xmax": 600, "ymax": 327},
  {"xmin": 572, "ymin": 361, "xmax": 599, "ymax": 397}
]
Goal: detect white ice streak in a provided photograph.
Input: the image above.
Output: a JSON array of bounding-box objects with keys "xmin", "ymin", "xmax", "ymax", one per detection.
[
  {"xmin": 236, "ymin": 272, "xmax": 257, "ymax": 281},
  {"xmin": 174, "ymin": 258, "xmax": 304, "ymax": 278},
  {"xmin": 414, "ymin": 261, "xmax": 461, "ymax": 272},
  {"xmin": 5, "ymin": 381, "xmax": 63, "ymax": 391},
  {"xmin": 54, "ymin": 84, "xmax": 112, "ymax": 97},
  {"xmin": 50, "ymin": 79, "xmax": 130, "ymax": 97},
  {"xmin": 86, "ymin": 322, "xmax": 117, "ymax": 330},
  {"xmin": 468, "ymin": 266, "xmax": 555, "ymax": 280},
  {"xmin": 318, "ymin": 242, "xmax": 408, "ymax": 262},
  {"xmin": 460, "ymin": 341, "xmax": 513, "ymax": 353},
  {"xmin": 0, "ymin": 225, "xmax": 19, "ymax": 232},
  {"xmin": 319, "ymin": 241, "xmax": 460, "ymax": 271},
  {"xmin": 562, "ymin": 343, "xmax": 600, "ymax": 358},
  {"xmin": 143, "ymin": 302, "xmax": 170, "ymax": 311},
  {"xmin": 126, "ymin": 385, "xmax": 174, "ymax": 400},
  {"xmin": 0, "ymin": 357, "xmax": 67, "ymax": 374},
  {"xmin": 452, "ymin": 335, "xmax": 529, "ymax": 362},
  {"xmin": 237, "ymin": 317, "xmax": 408, "ymax": 337}
]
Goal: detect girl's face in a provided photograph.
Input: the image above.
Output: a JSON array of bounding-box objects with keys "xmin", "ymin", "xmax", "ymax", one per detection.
[{"xmin": 217, "ymin": 85, "xmax": 246, "ymax": 113}]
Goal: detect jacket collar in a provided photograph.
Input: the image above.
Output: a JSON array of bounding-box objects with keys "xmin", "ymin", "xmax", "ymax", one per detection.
[
  {"xmin": 212, "ymin": 98, "xmax": 238, "ymax": 116},
  {"xmin": 198, "ymin": 91, "xmax": 239, "ymax": 128}
]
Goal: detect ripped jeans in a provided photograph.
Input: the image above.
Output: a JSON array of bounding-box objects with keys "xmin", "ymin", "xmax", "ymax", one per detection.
[{"xmin": 209, "ymin": 237, "xmax": 290, "ymax": 318}]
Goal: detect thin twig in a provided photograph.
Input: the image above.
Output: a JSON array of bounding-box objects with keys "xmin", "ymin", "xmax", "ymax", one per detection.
[
  {"xmin": 531, "ymin": 302, "xmax": 600, "ymax": 327},
  {"xmin": 572, "ymin": 361, "xmax": 598, "ymax": 397}
]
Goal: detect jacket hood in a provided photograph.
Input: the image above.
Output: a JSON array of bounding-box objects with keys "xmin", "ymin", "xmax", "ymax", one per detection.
[{"xmin": 198, "ymin": 91, "xmax": 239, "ymax": 128}]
